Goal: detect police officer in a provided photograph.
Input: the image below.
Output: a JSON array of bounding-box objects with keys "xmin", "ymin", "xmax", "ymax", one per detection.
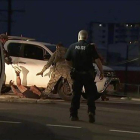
[
  {"xmin": 0, "ymin": 34, "xmax": 12, "ymax": 65},
  {"xmin": 65, "ymin": 30, "xmax": 104, "ymax": 123},
  {"xmin": 0, "ymin": 34, "xmax": 12, "ymax": 93},
  {"xmin": 36, "ymin": 43, "xmax": 72, "ymax": 97},
  {"xmin": 0, "ymin": 42, "xmax": 5, "ymax": 93}
]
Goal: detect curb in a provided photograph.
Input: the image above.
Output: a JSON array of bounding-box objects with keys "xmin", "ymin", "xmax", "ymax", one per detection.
[
  {"xmin": 131, "ymin": 98, "xmax": 140, "ymax": 101},
  {"xmin": 0, "ymin": 96, "xmax": 55, "ymax": 104},
  {"xmin": 121, "ymin": 97, "xmax": 140, "ymax": 101},
  {"xmin": 1, "ymin": 95, "xmax": 140, "ymax": 104}
]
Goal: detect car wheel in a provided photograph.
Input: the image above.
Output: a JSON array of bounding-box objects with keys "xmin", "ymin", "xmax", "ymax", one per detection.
[{"xmin": 57, "ymin": 79, "xmax": 72, "ymax": 101}]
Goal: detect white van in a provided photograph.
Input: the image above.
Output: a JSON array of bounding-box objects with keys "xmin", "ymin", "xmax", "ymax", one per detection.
[{"xmin": 2, "ymin": 37, "xmax": 120, "ymax": 100}]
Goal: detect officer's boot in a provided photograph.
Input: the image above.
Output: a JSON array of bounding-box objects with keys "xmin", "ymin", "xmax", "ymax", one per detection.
[
  {"xmin": 88, "ymin": 112, "xmax": 95, "ymax": 123},
  {"xmin": 41, "ymin": 87, "xmax": 52, "ymax": 99},
  {"xmin": 70, "ymin": 109, "xmax": 79, "ymax": 121},
  {"xmin": 101, "ymin": 94, "xmax": 109, "ymax": 101},
  {"xmin": 40, "ymin": 92, "xmax": 50, "ymax": 99},
  {"xmin": 70, "ymin": 115, "xmax": 79, "ymax": 121}
]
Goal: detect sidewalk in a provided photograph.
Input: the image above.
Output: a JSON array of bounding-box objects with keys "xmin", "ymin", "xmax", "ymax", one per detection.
[
  {"xmin": 1, "ymin": 92, "xmax": 140, "ymax": 104},
  {"xmin": 105, "ymin": 89, "xmax": 140, "ymax": 102}
]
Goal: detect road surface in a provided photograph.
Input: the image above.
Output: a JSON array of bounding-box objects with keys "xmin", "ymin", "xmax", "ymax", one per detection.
[{"xmin": 0, "ymin": 101, "xmax": 140, "ymax": 140}]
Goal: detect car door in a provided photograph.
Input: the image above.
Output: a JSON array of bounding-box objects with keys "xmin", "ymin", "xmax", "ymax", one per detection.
[
  {"xmin": 4, "ymin": 42, "xmax": 22, "ymax": 85},
  {"xmin": 18, "ymin": 43, "xmax": 51, "ymax": 87}
]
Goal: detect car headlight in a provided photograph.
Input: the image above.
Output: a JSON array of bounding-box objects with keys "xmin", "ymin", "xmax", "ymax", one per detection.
[{"xmin": 104, "ymin": 71, "xmax": 116, "ymax": 77}]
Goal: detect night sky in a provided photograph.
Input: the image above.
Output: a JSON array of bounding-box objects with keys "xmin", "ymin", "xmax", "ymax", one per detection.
[{"xmin": 0, "ymin": 0, "xmax": 140, "ymax": 46}]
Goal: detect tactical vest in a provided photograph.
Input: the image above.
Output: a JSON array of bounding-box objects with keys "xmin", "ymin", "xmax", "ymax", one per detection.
[{"xmin": 73, "ymin": 44, "xmax": 94, "ymax": 71}]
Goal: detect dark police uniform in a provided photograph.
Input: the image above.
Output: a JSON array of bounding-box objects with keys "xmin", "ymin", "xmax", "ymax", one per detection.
[
  {"xmin": 0, "ymin": 43, "xmax": 5, "ymax": 92},
  {"xmin": 65, "ymin": 40, "xmax": 99, "ymax": 117}
]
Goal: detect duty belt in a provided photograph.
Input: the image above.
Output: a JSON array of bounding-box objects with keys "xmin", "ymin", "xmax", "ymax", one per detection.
[
  {"xmin": 78, "ymin": 71, "xmax": 88, "ymax": 74},
  {"xmin": 72, "ymin": 68, "xmax": 95, "ymax": 75},
  {"xmin": 73, "ymin": 68, "xmax": 89, "ymax": 74}
]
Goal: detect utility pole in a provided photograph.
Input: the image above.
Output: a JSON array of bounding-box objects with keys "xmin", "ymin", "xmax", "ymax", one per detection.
[
  {"xmin": 139, "ymin": 42, "xmax": 140, "ymax": 66},
  {"xmin": 8, "ymin": 0, "xmax": 12, "ymax": 35},
  {"xmin": 0, "ymin": 0, "xmax": 25, "ymax": 35},
  {"xmin": 87, "ymin": 21, "xmax": 93, "ymax": 43},
  {"xmin": 124, "ymin": 44, "xmax": 129, "ymax": 95}
]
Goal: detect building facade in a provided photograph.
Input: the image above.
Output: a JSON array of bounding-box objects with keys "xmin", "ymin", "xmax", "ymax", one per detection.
[
  {"xmin": 88, "ymin": 22, "xmax": 140, "ymax": 65},
  {"xmin": 89, "ymin": 22, "xmax": 140, "ymax": 46},
  {"xmin": 88, "ymin": 22, "xmax": 140, "ymax": 85}
]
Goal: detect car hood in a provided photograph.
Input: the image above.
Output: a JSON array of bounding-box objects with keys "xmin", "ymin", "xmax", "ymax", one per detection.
[{"xmin": 93, "ymin": 63, "xmax": 113, "ymax": 71}]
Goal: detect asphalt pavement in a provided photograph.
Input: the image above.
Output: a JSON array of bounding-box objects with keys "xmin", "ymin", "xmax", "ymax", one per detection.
[{"xmin": 0, "ymin": 100, "xmax": 140, "ymax": 140}]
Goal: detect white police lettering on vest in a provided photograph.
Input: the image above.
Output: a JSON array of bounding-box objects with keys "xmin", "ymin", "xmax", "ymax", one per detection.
[{"xmin": 75, "ymin": 46, "xmax": 86, "ymax": 50}]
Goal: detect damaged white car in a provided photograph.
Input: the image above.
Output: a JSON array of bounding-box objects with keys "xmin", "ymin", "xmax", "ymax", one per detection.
[{"xmin": 2, "ymin": 36, "xmax": 120, "ymax": 100}]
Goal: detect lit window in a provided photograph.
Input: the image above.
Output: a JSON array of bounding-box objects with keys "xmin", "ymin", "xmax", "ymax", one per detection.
[
  {"xmin": 126, "ymin": 24, "xmax": 128, "ymax": 27},
  {"xmin": 134, "ymin": 41, "xmax": 138, "ymax": 43},
  {"xmin": 99, "ymin": 24, "xmax": 102, "ymax": 27},
  {"xmin": 130, "ymin": 41, "xmax": 132, "ymax": 44},
  {"xmin": 130, "ymin": 25, "xmax": 132, "ymax": 27}
]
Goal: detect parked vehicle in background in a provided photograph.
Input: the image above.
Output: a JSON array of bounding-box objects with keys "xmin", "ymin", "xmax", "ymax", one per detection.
[{"xmin": 1, "ymin": 36, "xmax": 120, "ymax": 100}]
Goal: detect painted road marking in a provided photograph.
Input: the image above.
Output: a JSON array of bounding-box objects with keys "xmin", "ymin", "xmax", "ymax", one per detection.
[
  {"xmin": 46, "ymin": 124, "xmax": 82, "ymax": 129},
  {"xmin": 0, "ymin": 121, "xmax": 22, "ymax": 124},
  {"xmin": 110, "ymin": 129, "xmax": 140, "ymax": 134}
]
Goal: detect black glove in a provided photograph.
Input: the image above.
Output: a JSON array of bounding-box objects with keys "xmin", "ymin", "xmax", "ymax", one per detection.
[
  {"xmin": 4, "ymin": 50, "xmax": 12, "ymax": 65},
  {"xmin": 5, "ymin": 57, "xmax": 12, "ymax": 65}
]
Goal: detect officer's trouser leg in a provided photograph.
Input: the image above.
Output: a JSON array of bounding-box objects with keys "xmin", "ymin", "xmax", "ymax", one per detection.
[
  {"xmin": 66, "ymin": 74, "xmax": 73, "ymax": 92},
  {"xmin": 84, "ymin": 76, "xmax": 96, "ymax": 114},
  {"xmin": 44, "ymin": 72, "xmax": 61, "ymax": 93},
  {"xmin": 61, "ymin": 69, "xmax": 73, "ymax": 92},
  {"xmin": 70, "ymin": 79, "xmax": 82, "ymax": 117}
]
